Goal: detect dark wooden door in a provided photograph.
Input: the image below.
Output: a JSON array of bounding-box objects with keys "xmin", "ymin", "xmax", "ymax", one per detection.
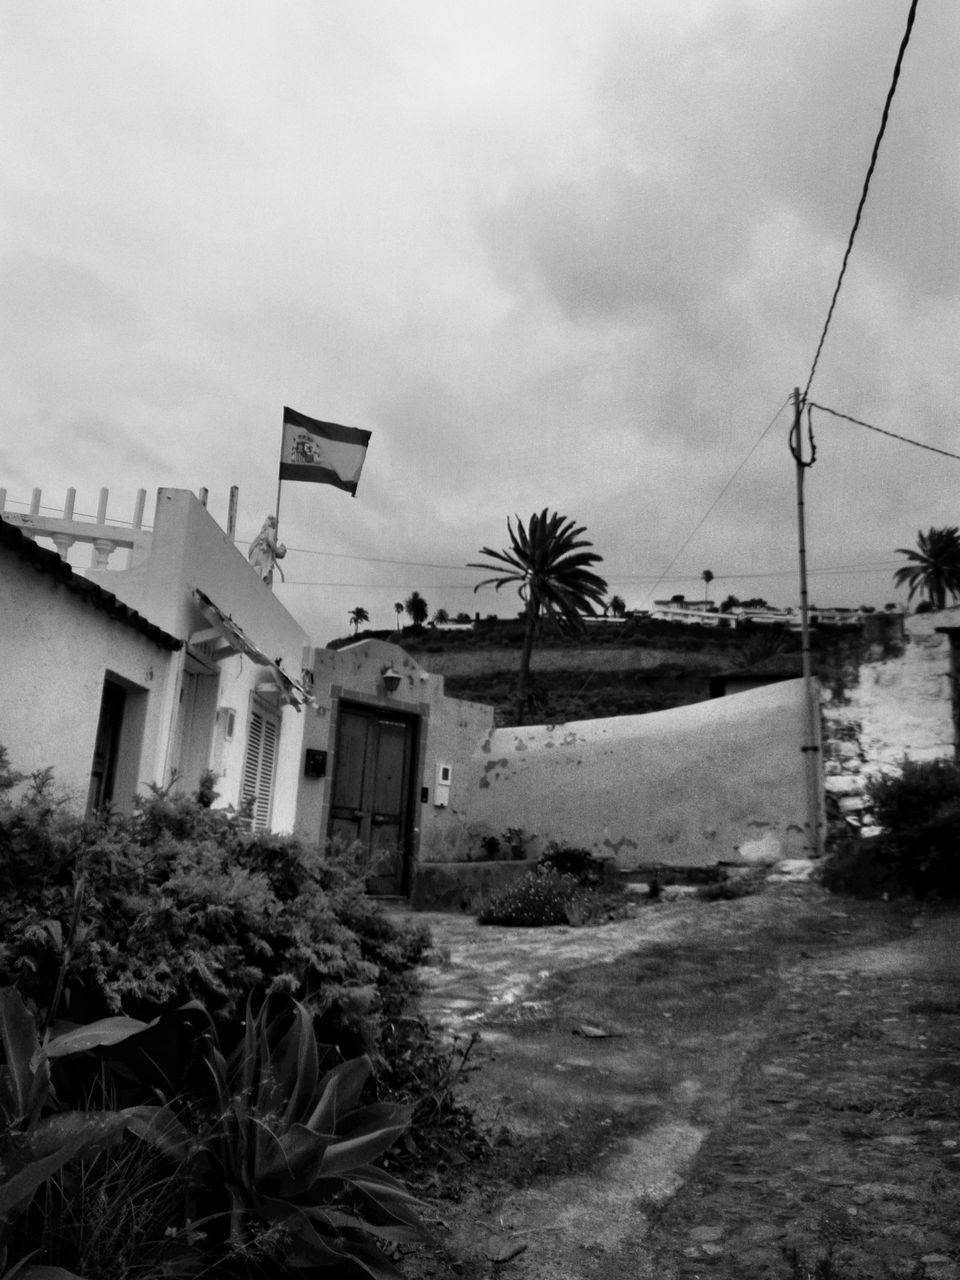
[{"xmin": 329, "ymin": 706, "xmax": 417, "ymax": 895}]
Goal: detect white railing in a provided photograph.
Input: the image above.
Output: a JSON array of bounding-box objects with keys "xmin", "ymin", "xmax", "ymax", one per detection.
[{"xmin": 0, "ymin": 487, "xmax": 152, "ymax": 569}]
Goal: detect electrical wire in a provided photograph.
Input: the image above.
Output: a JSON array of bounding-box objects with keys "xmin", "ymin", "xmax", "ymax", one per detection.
[
  {"xmin": 808, "ymin": 401, "xmax": 960, "ymax": 462},
  {"xmin": 640, "ymin": 396, "xmax": 791, "ymax": 607},
  {"xmin": 801, "ymin": 0, "xmax": 920, "ymax": 402}
]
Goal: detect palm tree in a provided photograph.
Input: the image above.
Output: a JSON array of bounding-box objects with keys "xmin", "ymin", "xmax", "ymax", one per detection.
[
  {"xmin": 393, "ymin": 602, "xmax": 403, "ymax": 634},
  {"xmin": 894, "ymin": 527, "xmax": 960, "ymax": 611},
  {"xmin": 348, "ymin": 605, "xmax": 369, "ymax": 635},
  {"xmin": 470, "ymin": 509, "xmax": 608, "ymax": 722},
  {"xmin": 609, "ymin": 594, "xmax": 626, "ymax": 618},
  {"xmin": 405, "ymin": 591, "xmax": 429, "ymax": 627},
  {"xmin": 702, "ymin": 569, "xmax": 714, "ymax": 606}
]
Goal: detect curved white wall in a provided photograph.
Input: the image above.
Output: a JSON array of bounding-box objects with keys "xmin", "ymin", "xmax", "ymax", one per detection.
[{"xmin": 464, "ymin": 679, "xmax": 815, "ymax": 868}]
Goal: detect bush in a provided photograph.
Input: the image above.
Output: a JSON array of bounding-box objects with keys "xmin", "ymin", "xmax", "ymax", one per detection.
[
  {"xmin": 538, "ymin": 843, "xmax": 605, "ymax": 885},
  {"xmin": 0, "ymin": 755, "xmax": 427, "ymax": 1060},
  {"xmin": 822, "ymin": 758, "xmax": 960, "ymax": 898},
  {"xmin": 477, "ymin": 866, "xmax": 584, "ymax": 927}
]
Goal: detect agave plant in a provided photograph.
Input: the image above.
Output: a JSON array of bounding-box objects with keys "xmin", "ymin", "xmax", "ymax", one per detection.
[{"xmin": 199, "ymin": 993, "xmax": 424, "ymax": 1279}]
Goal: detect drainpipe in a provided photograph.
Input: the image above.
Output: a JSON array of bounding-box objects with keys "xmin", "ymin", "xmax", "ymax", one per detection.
[{"xmin": 791, "ymin": 389, "xmax": 824, "ymax": 856}]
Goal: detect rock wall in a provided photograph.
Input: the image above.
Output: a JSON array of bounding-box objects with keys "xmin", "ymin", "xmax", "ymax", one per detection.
[{"xmin": 820, "ymin": 610, "xmax": 958, "ymax": 836}]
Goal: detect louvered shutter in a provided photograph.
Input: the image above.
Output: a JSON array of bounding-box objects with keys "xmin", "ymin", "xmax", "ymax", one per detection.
[{"xmin": 241, "ymin": 707, "xmax": 279, "ymax": 831}]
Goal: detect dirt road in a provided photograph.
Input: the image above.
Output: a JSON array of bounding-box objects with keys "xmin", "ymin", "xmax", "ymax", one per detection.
[{"xmin": 403, "ymin": 885, "xmax": 960, "ymax": 1280}]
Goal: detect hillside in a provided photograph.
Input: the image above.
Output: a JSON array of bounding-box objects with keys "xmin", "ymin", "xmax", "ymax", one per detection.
[{"xmin": 328, "ymin": 616, "xmax": 804, "ymax": 725}]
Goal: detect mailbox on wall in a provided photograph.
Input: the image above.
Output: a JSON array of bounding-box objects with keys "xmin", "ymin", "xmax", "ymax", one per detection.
[{"xmin": 434, "ymin": 762, "xmax": 451, "ymax": 807}]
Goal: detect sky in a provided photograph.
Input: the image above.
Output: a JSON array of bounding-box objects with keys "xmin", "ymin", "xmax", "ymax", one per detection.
[{"xmin": 2, "ymin": 0, "xmax": 959, "ymax": 643}]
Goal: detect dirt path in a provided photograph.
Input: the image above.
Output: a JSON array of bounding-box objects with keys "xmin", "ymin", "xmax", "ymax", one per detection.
[{"xmin": 400, "ymin": 886, "xmax": 960, "ymax": 1280}]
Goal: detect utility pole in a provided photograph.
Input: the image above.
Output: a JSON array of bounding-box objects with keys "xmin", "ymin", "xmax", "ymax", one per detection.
[{"xmin": 790, "ymin": 388, "xmax": 824, "ymax": 857}]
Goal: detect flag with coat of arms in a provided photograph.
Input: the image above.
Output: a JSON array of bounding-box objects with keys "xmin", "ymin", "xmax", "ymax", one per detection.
[{"xmin": 278, "ymin": 406, "xmax": 371, "ymax": 495}]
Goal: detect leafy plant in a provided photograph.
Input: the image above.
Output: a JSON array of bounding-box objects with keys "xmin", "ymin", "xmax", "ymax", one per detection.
[
  {"xmin": 0, "ymin": 767, "xmax": 427, "ymax": 1059},
  {"xmin": 538, "ymin": 844, "xmax": 605, "ymax": 884},
  {"xmin": 0, "ymin": 988, "xmax": 183, "ymax": 1279},
  {"xmin": 195, "ymin": 993, "xmax": 423, "ymax": 1279},
  {"xmin": 822, "ymin": 758, "xmax": 960, "ymax": 898},
  {"xmin": 477, "ymin": 867, "xmax": 585, "ymax": 927}
]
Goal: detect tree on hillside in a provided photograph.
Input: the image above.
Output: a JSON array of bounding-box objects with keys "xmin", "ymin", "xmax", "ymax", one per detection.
[
  {"xmin": 893, "ymin": 527, "xmax": 960, "ymax": 612},
  {"xmin": 470, "ymin": 509, "xmax": 608, "ymax": 723},
  {"xmin": 405, "ymin": 591, "xmax": 429, "ymax": 627},
  {"xmin": 609, "ymin": 594, "xmax": 626, "ymax": 618},
  {"xmin": 432, "ymin": 608, "xmax": 450, "ymax": 625},
  {"xmin": 702, "ymin": 569, "xmax": 714, "ymax": 604},
  {"xmin": 348, "ymin": 606, "xmax": 369, "ymax": 635},
  {"xmin": 394, "ymin": 602, "xmax": 403, "ymax": 634}
]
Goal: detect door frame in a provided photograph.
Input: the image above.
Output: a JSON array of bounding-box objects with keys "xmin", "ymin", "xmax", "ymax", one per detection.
[{"xmin": 321, "ymin": 688, "xmax": 429, "ymax": 894}]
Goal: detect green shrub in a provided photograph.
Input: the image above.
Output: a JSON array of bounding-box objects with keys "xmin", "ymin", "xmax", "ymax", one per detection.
[
  {"xmin": 0, "ymin": 757, "xmax": 426, "ymax": 1060},
  {"xmin": 538, "ymin": 843, "xmax": 605, "ymax": 885},
  {"xmin": 822, "ymin": 758, "xmax": 960, "ymax": 898},
  {"xmin": 477, "ymin": 866, "xmax": 584, "ymax": 927}
]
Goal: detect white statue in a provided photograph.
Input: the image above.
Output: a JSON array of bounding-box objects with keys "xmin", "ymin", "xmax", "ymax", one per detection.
[{"xmin": 248, "ymin": 515, "xmax": 287, "ymax": 586}]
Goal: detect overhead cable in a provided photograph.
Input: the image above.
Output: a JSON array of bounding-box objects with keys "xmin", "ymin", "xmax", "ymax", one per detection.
[
  {"xmin": 641, "ymin": 396, "xmax": 791, "ymax": 606},
  {"xmin": 808, "ymin": 401, "xmax": 960, "ymax": 462},
  {"xmin": 801, "ymin": 0, "xmax": 920, "ymax": 402}
]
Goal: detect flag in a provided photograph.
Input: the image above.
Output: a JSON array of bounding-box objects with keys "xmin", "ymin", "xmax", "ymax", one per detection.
[{"xmin": 279, "ymin": 407, "xmax": 371, "ymax": 495}]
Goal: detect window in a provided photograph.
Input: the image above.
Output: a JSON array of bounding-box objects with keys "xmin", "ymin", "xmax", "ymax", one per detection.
[{"xmin": 241, "ymin": 704, "xmax": 280, "ymax": 831}]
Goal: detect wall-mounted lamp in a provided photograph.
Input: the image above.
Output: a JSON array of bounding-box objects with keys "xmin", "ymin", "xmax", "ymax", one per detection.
[{"xmin": 380, "ymin": 664, "xmax": 402, "ymax": 694}]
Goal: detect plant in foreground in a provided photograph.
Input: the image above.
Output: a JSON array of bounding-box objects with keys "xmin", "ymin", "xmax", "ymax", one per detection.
[
  {"xmin": 0, "ymin": 987, "xmax": 182, "ymax": 1280},
  {"xmin": 194, "ymin": 992, "xmax": 425, "ymax": 1279}
]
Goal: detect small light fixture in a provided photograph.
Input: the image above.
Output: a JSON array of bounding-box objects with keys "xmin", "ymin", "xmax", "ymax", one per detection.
[{"xmin": 381, "ymin": 664, "xmax": 402, "ymax": 694}]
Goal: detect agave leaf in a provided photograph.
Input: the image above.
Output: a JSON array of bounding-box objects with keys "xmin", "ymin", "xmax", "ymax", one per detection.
[
  {"xmin": 303, "ymin": 1056, "xmax": 372, "ymax": 1135},
  {"xmin": 256, "ymin": 1197, "xmax": 362, "ymax": 1269},
  {"xmin": 0, "ymin": 988, "xmax": 44, "ymax": 1122},
  {"xmin": 20, "ymin": 1269, "xmax": 88, "ymax": 1279},
  {"xmin": 26, "ymin": 1108, "xmax": 145, "ymax": 1161},
  {"xmin": 0, "ymin": 1129, "xmax": 91, "ymax": 1216},
  {"xmin": 277, "ymin": 1204, "xmax": 405, "ymax": 1280},
  {"xmin": 125, "ymin": 1104, "xmax": 194, "ymax": 1160},
  {"xmin": 340, "ymin": 1173, "xmax": 426, "ymax": 1239},
  {"xmin": 277, "ymin": 1003, "xmax": 319, "ymax": 1129},
  {"xmin": 312, "ymin": 1204, "xmax": 423, "ymax": 1245},
  {"xmin": 317, "ymin": 1115, "xmax": 411, "ymax": 1179},
  {"xmin": 255, "ymin": 1122, "xmax": 328, "ymax": 1191},
  {"xmin": 44, "ymin": 1015, "xmax": 156, "ymax": 1058}
]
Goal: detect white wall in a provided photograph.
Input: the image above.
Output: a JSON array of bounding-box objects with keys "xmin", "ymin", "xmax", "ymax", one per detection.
[
  {"xmin": 459, "ymin": 680, "xmax": 816, "ymax": 868},
  {"xmin": 0, "ymin": 547, "xmax": 178, "ymax": 811}
]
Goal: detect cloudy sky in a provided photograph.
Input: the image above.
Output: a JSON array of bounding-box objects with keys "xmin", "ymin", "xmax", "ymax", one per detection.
[{"xmin": 2, "ymin": 0, "xmax": 958, "ymax": 642}]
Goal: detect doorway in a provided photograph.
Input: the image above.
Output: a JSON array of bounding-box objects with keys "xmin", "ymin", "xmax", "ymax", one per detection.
[{"xmin": 329, "ymin": 704, "xmax": 418, "ymax": 895}]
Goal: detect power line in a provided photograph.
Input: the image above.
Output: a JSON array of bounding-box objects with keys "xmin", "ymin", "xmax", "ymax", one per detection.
[
  {"xmin": 641, "ymin": 396, "xmax": 791, "ymax": 607},
  {"xmin": 801, "ymin": 0, "xmax": 920, "ymax": 401},
  {"xmin": 282, "ymin": 559, "xmax": 902, "ymax": 590},
  {"xmin": 808, "ymin": 401, "xmax": 960, "ymax": 462}
]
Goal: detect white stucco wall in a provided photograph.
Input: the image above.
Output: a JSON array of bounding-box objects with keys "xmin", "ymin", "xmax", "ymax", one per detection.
[
  {"xmin": 459, "ymin": 679, "xmax": 815, "ymax": 868},
  {"xmin": 0, "ymin": 549, "xmax": 178, "ymax": 811},
  {"xmin": 84, "ymin": 489, "xmax": 311, "ymax": 827}
]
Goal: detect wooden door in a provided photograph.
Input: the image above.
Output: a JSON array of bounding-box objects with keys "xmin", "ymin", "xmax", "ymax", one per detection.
[{"xmin": 329, "ymin": 705, "xmax": 417, "ymax": 895}]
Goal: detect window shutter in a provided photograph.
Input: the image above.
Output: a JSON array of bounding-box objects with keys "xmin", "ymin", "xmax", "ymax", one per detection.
[{"xmin": 241, "ymin": 707, "xmax": 279, "ymax": 831}]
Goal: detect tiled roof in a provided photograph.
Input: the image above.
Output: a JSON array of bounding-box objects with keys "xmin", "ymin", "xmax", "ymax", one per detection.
[{"xmin": 1, "ymin": 516, "xmax": 181, "ymax": 651}]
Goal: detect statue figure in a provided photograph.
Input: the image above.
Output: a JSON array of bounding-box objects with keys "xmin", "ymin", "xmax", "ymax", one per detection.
[{"xmin": 248, "ymin": 515, "xmax": 286, "ymax": 586}]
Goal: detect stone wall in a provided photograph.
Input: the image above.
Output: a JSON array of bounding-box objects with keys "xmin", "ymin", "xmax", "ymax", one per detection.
[{"xmin": 820, "ymin": 610, "xmax": 959, "ymax": 836}]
